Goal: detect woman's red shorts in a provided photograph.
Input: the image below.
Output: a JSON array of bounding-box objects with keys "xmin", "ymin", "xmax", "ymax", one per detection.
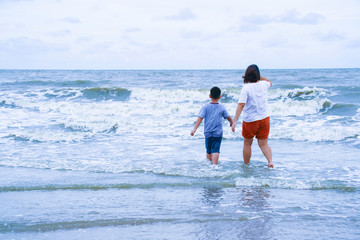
[{"xmin": 242, "ymin": 116, "xmax": 270, "ymax": 139}]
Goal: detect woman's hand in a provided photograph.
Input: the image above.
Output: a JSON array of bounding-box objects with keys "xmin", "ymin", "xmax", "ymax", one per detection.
[{"xmin": 231, "ymin": 122, "xmax": 237, "ymax": 132}]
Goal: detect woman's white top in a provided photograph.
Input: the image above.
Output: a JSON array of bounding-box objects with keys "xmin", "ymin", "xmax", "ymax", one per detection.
[{"xmin": 238, "ymin": 81, "xmax": 271, "ymax": 122}]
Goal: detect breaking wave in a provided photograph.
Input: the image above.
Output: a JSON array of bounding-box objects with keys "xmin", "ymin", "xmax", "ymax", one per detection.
[
  {"xmin": 81, "ymin": 87, "xmax": 131, "ymax": 101},
  {"xmin": 0, "ymin": 85, "xmax": 359, "ymax": 143}
]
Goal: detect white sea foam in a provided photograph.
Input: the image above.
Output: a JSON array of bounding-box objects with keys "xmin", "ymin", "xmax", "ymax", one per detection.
[
  {"xmin": 235, "ymin": 177, "xmax": 356, "ymax": 190},
  {"xmin": 354, "ymin": 108, "xmax": 360, "ymax": 121},
  {"xmin": 129, "ymin": 88, "xmax": 210, "ymax": 103},
  {"xmin": 236, "ymin": 177, "xmax": 310, "ymax": 189},
  {"xmin": 269, "ymin": 98, "xmax": 332, "ymax": 117},
  {"xmin": 0, "ymin": 86, "xmax": 358, "ymax": 143},
  {"xmin": 270, "ymin": 86, "xmax": 330, "ymax": 98},
  {"xmin": 270, "ymin": 119, "xmax": 359, "ymax": 142}
]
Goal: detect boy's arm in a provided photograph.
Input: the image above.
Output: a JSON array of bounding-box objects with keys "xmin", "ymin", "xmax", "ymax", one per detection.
[
  {"xmin": 227, "ymin": 116, "xmax": 233, "ymax": 127},
  {"xmin": 190, "ymin": 117, "xmax": 203, "ymax": 136},
  {"xmin": 260, "ymin": 75, "xmax": 272, "ymax": 87},
  {"xmin": 231, "ymin": 103, "xmax": 245, "ymax": 132}
]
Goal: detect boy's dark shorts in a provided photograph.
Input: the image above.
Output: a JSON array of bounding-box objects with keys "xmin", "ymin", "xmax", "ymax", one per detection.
[{"xmin": 205, "ymin": 137, "xmax": 222, "ymax": 154}]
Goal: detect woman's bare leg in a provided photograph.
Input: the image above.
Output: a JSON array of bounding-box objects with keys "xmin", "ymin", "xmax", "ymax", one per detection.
[
  {"xmin": 257, "ymin": 138, "xmax": 273, "ymax": 167},
  {"xmin": 243, "ymin": 138, "xmax": 253, "ymax": 164}
]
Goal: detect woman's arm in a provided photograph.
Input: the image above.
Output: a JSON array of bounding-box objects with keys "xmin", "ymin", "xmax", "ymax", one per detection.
[
  {"xmin": 231, "ymin": 103, "xmax": 245, "ymax": 132},
  {"xmin": 260, "ymin": 75, "xmax": 272, "ymax": 87}
]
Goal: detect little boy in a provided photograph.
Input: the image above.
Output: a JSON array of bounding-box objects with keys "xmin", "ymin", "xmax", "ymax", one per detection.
[{"xmin": 191, "ymin": 86, "xmax": 233, "ymax": 164}]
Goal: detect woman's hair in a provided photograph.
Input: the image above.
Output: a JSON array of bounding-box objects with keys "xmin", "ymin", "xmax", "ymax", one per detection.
[{"xmin": 243, "ymin": 64, "xmax": 260, "ymax": 83}]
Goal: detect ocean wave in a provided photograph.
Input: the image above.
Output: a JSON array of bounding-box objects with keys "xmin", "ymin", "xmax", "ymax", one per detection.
[
  {"xmin": 355, "ymin": 108, "xmax": 360, "ymax": 120},
  {"xmin": 0, "ymin": 90, "xmax": 80, "ymax": 110},
  {"xmin": 0, "ymin": 86, "xmax": 132, "ymax": 106},
  {"xmin": 3, "ymin": 79, "xmax": 97, "ymax": 88},
  {"xmin": 0, "ymin": 183, "xmax": 192, "ymax": 192},
  {"xmin": 274, "ymin": 87, "xmax": 327, "ymax": 99},
  {"xmin": 269, "ymin": 98, "xmax": 332, "ymax": 117},
  {"xmin": 1, "ymin": 175, "xmax": 356, "ymax": 193},
  {"xmin": 0, "ymin": 100, "xmax": 18, "ymax": 109},
  {"xmin": 218, "ymin": 92, "xmax": 238, "ymax": 103},
  {"xmin": 129, "ymin": 88, "xmax": 211, "ymax": 103},
  {"xmin": 235, "ymin": 177, "xmax": 357, "ymax": 191},
  {"xmin": 4, "ymin": 130, "xmax": 94, "ymax": 143},
  {"xmin": 270, "ymin": 117, "xmax": 360, "ymax": 142},
  {"xmin": 81, "ymin": 87, "xmax": 131, "ymax": 101},
  {"xmin": 0, "ymin": 181, "xmax": 235, "ymax": 192},
  {"xmin": 269, "ymin": 86, "xmax": 332, "ymax": 100},
  {"xmin": 0, "ymin": 216, "xmax": 254, "ymax": 233},
  {"xmin": 221, "ymin": 124, "xmax": 360, "ymax": 143},
  {"xmin": 60, "ymin": 80, "xmax": 98, "ymax": 87},
  {"xmin": 1, "ymin": 86, "xmax": 358, "ymax": 144},
  {"xmin": 0, "ymin": 218, "xmax": 179, "ymax": 233}
]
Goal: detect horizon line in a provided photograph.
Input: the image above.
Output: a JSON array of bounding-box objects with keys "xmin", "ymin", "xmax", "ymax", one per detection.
[{"xmin": 1, "ymin": 67, "xmax": 359, "ymax": 71}]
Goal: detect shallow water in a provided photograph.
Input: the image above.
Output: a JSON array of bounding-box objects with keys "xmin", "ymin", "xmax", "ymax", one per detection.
[{"xmin": 0, "ymin": 69, "xmax": 359, "ymax": 239}]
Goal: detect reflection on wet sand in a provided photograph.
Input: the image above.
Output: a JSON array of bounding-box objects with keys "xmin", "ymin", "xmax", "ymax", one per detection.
[
  {"xmin": 238, "ymin": 187, "xmax": 273, "ymax": 239},
  {"xmin": 201, "ymin": 185, "xmax": 225, "ymax": 206},
  {"xmin": 198, "ymin": 186, "xmax": 275, "ymax": 240}
]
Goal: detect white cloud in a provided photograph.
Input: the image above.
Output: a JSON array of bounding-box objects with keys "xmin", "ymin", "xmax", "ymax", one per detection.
[
  {"xmin": 239, "ymin": 9, "xmax": 325, "ymax": 32},
  {"xmin": 81, "ymin": 41, "xmax": 114, "ymax": 55},
  {"xmin": 0, "ymin": 0, "xmax": 359, "ymax": 69},
  {"xmin": 76, "ymin": 36, "xmax": 93, "ymax": 43},
  {"xmin": 59, "ymin": 17, "xmax": 81, "ymax": 24},
  {"xmin": 277, "ymin": 9, "xmax": 324, "ymax": 25},
  {"xmin": 124, "ymin": 28, "xmax": 142, "ymax": 33},
  {"xmin": 238, "ymin": 24, "xmax": 262, "ymax": 33},
  {"xmin": 315, "ymin": 31, "xmax": 345, "ymax": 42},
  {"xmin": 0, "ymin": 37, "xmax": 68, "ymax": 54},
  {"xmin": 48, "ymin": 29, "xmax": 72, "ymax": 37},
  {"xmin": 242, "ymin": 14, "xmax": 274, "ymax": 25},
  {"xmin": 346, "ymin": 40, "xmax": 360, "ymax": 49},
  {"xmin": 164, "ymin": 8, "xmax": 196, "ymax": 21}
]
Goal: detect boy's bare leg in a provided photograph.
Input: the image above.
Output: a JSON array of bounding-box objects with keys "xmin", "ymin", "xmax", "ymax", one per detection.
[
  {"xmin": 206, "ymin": 153, "xmax": 212, "ymax": 162},
  {"xmin": 211, "ymin": 153, "xmax": 219, "ymax": 165},
  {"xmin": 257, "ymin": 138, "xmax": 273, "ymax": 167},
  {"xmin": 243, "ymin": 138, "xmax": 253, "ymax": 164}
]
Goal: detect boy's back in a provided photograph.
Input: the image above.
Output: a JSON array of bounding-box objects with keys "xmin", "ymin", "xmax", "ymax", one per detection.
[
  {"xmin": 190, "ymin": 86, "xmax": 233, "ymax": 164},
  {"xmin": 199, "ymin": 102, "xmax": 230, "ymax": 138}
]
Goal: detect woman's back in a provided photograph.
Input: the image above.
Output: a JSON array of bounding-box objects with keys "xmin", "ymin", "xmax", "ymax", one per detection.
[{"xmin": 238, "ymin": 81, "xmax": 271, "ymax": 122}]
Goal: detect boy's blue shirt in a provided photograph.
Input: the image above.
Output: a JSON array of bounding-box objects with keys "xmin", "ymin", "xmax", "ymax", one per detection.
[{"xmin": 199, "ymin": 102, "xmax": 230, "ymax": 138}]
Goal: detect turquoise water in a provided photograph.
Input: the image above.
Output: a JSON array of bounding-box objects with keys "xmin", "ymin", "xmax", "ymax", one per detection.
[{"xmin": 0, "ymin": 69, "xmax": 359, "ymax": 239}]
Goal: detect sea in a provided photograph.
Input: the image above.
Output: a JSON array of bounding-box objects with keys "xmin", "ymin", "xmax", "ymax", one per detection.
[{"xmin": 0, "ymin": 69, "xmax": 359, "ymax": 240}]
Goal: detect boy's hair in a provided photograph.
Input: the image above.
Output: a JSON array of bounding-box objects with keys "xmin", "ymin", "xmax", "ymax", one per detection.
[{"xmin": 210, "ymin": 86, "xmax": 221, "ymax": 99}]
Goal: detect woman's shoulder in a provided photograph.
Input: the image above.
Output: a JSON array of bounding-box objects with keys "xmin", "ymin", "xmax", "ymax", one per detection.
[
  {"xmin": 259, "ymin": 80, "xmax": 271, "ymax": 87},
  {"xmin": 243, "ymin": 81, "xmax": 260, "ymax": 88}
]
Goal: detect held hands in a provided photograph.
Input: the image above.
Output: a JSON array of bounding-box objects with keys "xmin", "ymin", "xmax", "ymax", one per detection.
[
  {"xmin": 231, "ymin": 122, "xmax": 237, "ymax": 132},
  {"xmin": 191, "ymin": 119, "xmax": 237, "ymax": 135}
]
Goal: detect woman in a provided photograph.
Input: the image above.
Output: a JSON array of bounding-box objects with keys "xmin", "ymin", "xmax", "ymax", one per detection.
[{"xmin": 232, "ymin": 64, "xmax": 273, "ymax": 167}]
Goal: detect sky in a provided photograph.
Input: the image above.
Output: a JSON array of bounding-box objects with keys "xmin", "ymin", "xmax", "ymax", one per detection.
[{"xmin": 0, "ymin": 0, "xmax": 359, "ymax": 69}]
